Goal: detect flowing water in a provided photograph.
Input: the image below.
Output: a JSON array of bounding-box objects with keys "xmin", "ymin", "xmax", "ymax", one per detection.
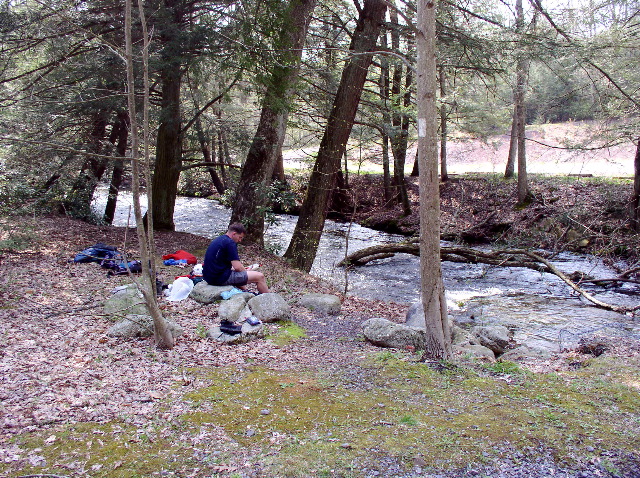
[{"xmin": 93, "ymin": 191, "xmax": 640, "ymax": 353}]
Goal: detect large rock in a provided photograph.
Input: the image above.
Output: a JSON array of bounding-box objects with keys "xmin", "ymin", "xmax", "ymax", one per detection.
[
  {"xmin": 106, "ymin": 314, "xmax": 184, "ymax": 339},
  {"xmin": 471, "ymin": 325, "xmax": 513, "ymax": 355},
  {"xmin": 190, "ymin": 281, "xmax": 233, "ymax": 304},
  {"xmin": 247, "ymin": 293, "xmax": 291, "ymax": 323},
  {"xmin": 297, "ymin": 293, "xmax": 342, "ymax": 315},
  {"xmin": 362, "ymin": 318, "xmax": 426, "ymax": 349},
  {"xmin": 453, "ymin": 344, "xmax": 496, "ymax": 362},
  {"xmin": 208, "ymin": 321, "xmax": 266, "ymax": 344},
  {"xmin": 500, "ymin": 345, "xmax": 552, "ymax": 361},
  {"xmin": 218, "ymin": 294, "xmax": 252, "ymax": 322},
  {"xmin": 451, "ymin": 325, "xmax": 479, "ymax": 346},
  {"xmin": 104, "ymin": 284, "xmax": 149, "ymax": 317}
]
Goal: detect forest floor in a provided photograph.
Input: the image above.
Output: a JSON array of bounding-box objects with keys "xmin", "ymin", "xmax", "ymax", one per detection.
[{"xmin": 2, "ymin": 184, "xmax": 640, "ymax": 477}]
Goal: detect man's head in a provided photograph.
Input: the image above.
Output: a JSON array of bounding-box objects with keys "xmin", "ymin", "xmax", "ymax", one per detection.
[{"xmin": 227, "ymin": 223, "xmax": 247, "ymax": 243}]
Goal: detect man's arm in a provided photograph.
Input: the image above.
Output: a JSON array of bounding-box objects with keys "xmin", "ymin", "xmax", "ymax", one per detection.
[{"xmin": 230, "ymin": 260, "xmax": 245, "ymax": 272}]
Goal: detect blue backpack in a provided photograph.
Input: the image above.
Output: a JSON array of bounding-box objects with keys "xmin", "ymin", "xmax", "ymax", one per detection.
[{"xmin": 74, "ymin": 243, "xmax": 119, "ymax": 263}]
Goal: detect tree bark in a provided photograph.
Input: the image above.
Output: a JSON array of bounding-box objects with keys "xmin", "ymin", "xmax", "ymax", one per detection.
[
  {"xmin": 150, "ymin": 68, "xmax": 182, "ymax": 230},
  {"xmin": 515, "ymin": 0, "xmax": 533, "ymax": 205},
  {"xmin": 125, "ymin": 0, "xmax": 174, "ymax": 349},
  {"xmin": 416, "ymin": 0, "xmax": 451, "ymax": 359},
  {"xmin": 379, "ymin": 27, "xmax": 393, "ymax": 201},
  {"xmin": 504, "ymin": 106, "xmax": 517, "ymax": 178},
  {"xmin": 104, "ymin": 111, "xmax": 129, "ymax": 224},
  {"xmin": 65, "ymin": 110, "xmax": 109, "ymax": 219},
  {"xmin": 230, "ymin": 0, "xmax": 317, "ymax": 245},
  {"xmin": 632, "ymin": 137, "xmax": 640, "ymax": 231},
  {"xmin": 283, "ymin": 0, "xmax": 387, "ymax": 271}
]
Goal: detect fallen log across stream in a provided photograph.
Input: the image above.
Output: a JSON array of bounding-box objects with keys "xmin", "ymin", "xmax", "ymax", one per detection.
[{"xmin": 337, "ymin": 241, "xmax": 640, "ymax": 315}]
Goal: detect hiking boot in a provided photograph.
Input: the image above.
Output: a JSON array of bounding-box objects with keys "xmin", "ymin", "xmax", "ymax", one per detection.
[{"xmin": 219, "ymin": 320, "xmax": 242, "ymax": 335}]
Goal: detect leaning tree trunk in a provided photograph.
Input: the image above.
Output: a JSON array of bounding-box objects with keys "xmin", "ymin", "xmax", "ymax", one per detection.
[
  {"xmin": 632, "ymin": 137, "xmax": 640, "ymax": 231},
  {"xmin": 104, "ymin": 111, "xmax": 129, "ymax": 224},
  {"xmin": 504, "ymin": 107, "xmax": 517, "ymax": 178},
  {"xmin": 65, "ymin": 110, "xmax": 109, "ymax": 219},
  {"xmin": 416, "ymin": 0, "xmax": 451, "ymax": 359},
  {"xmin": 150, "ymin": 66, "xmax": 182, "ymax": 230},
  {"xmin": 284, "ymin": 0, "xmax": 387, "ymax": 271},
  {"xmin": 230, "ymin": 0, "xmax": 317, "ymax": 245}
]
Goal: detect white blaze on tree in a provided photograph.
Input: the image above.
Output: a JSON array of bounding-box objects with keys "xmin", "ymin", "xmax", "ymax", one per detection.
[{"xmin": 416, "ymin": 0, "xmax": 451, "ymax": 359}]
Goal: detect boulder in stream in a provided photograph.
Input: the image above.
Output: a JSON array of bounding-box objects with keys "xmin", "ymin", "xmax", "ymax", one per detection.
[{"xmin": 471, "ymin": 325, "xmax": 514, "ymax": 355}]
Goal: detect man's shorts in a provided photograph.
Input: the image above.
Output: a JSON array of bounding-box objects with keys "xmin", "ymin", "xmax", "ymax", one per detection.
[{"xmin": 222, "ymin": 270, "xmax": 248, "ymax": 287}]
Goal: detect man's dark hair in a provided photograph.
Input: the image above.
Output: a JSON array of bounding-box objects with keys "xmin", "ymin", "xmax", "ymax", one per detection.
[{"xmin": 228, "ymin": 223, "xmax": 247, "ymax": 235}]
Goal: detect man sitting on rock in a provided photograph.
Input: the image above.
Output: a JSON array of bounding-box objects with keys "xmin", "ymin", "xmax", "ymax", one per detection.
[{"xmin": 202, "ymin": 223, "xmax": 270, "ymax": 294}]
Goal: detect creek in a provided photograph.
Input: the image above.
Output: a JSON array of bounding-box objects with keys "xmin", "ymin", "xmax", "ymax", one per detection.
[{"xmin": 93, "ymin": 191, "xmax": 640, "ymax": 354}]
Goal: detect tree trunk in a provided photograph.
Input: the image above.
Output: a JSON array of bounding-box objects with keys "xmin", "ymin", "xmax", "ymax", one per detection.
[
  {"xmin": 189, "ymin": 79, "xmax": 226, "ymax": 195},
  {"xmin": 272, "ymin": 151, "xmax": 287, "ymax": 183},
  {"xmin": 65, "ymin": 110, "xmax": 109, "ymax": 219},
  {"xmin": 411, "ymin": 150, "xmax": 419, "ymax": 176},
  {"xmin": 632, "ymin": 137, "xmax": 640, "ymax": 231},
  {"xmin": 104, "ymin": 111, "xmax": 129, "ymax": 224},
  {"xmin": 230, "ymin": 0, "xmax": 317, "ymax": 245},
  {"xmin": 284, "ymin": 0, "xmax": 387, "ymax": 271},
  {"xmin": 125, "ymin": 0, "xmax": 174, "ymax": 349},
  {"xmin": 515, "ymin": 0, "xmax": 533, "ymax": 205},
  {"xmin": 504, "ymin": 107, "xmax": 517, "ymax": 178},
  {"xmin": 389, "ymin": 3, "xmax": 412, "ymax": 215},
  {"xmin": 150, "ymin": 69, "xmax": 182, "ymax": 230},
  {"xmin": 379, "ymin": 27, "xmax": 393, "ymax": 201},
  {"xmin": 416, "ymin": 0, "xmax": 451, "ymax": 359}
]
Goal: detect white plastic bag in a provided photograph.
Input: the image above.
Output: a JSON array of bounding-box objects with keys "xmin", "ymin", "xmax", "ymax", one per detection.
[{"xmin": 167, "ymin": 276, "xmax": 194, "ymax": 301}]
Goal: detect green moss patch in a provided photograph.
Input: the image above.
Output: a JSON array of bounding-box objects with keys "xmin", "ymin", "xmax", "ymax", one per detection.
[
  {"xmin": 4, "ymin": 352, "xmax": 639, "ymax": 477},
  {"xmin": 267, "ymin": 320, "xmax": 308, "ymax": 346}
]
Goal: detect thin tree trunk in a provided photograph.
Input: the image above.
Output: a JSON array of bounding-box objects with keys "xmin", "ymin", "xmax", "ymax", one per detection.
[
  {"xmin": 632, "ymin": 137, "xmax": 640, "ymax": 231},
  {"xmin": 416, "ymin": 0, "xmax": 451, "ymax": 359},
  {"xmin": 188, "ymin": 77, "xmax": 225, "ymax": 195},
  {"xmin": 125, "ymin": 0, "xmax": 174, "ymax": 349},
  {"xmin": 504, "ymin": 106, "xmax": 517, "ymax": 178},
  {"xmin": 379, "ymin": 27, "xmax": 393, "ymax": 201},
  {"xmin": 284, "ymin": 0, "xmax": 387, "ymax": 271},
  {"xmin": 515, "ymin": 0, "xmax": 535, "ymax": 205},
  {"xmin": 104, "ymin": 111, "xmax": 129, "ymax": 224},
  {"xmin": 230, "ymin": 0, "xmax": 317, "ymax": 245},
  {"xmin": 389, "ymin": 2, "xmax": 411, "ymax": 214},
  {"xmin": 216, "ymin": 130, "xmax": 227, "ymax": 185}
]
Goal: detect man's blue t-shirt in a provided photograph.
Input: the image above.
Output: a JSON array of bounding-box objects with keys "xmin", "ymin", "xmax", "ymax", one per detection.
[{"xmin": 203, "ymin": 234, "xmax": 239, "ymax": 285}]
